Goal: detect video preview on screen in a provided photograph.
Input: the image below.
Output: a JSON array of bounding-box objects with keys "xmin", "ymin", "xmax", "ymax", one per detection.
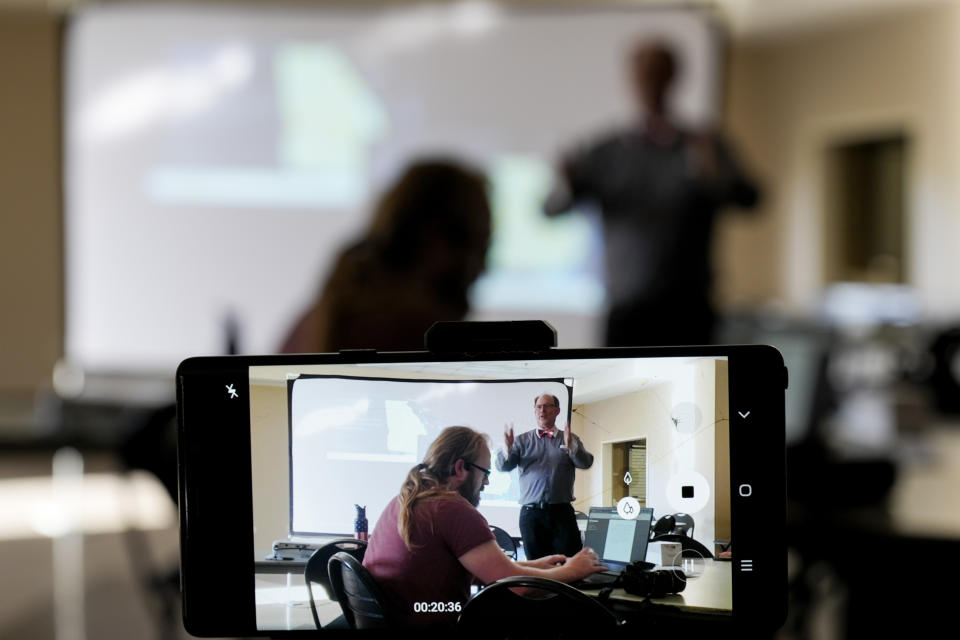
[{"xmin": 249, "ymin": 356, "xmax": 731, "ymax": 630}]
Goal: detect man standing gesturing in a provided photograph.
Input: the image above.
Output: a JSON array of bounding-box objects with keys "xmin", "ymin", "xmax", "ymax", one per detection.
[{"xmin": 496, "ymin": 393, "xmax": 594, "ymax": 560}]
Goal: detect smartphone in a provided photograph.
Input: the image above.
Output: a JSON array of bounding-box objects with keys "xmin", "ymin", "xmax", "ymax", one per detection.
[{"xmin": 177, "ymin": 342, "xmax": 786, "ymax": 635}]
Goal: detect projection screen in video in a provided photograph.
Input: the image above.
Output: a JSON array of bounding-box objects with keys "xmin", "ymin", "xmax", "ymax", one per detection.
[{"xmin": 289, "ymin": 376, "xmax": 570, "ymax": 536}]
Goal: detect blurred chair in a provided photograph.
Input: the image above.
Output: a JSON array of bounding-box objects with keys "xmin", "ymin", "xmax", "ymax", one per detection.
[
  {"xmin": 672, "ymin": 513, "xmax": 695, "ymax": 538},
  {"xmin": 490, "ymin": 525, "xmax": 517, "ymax": 560},
  {"xmin": 327, "ymin": 551, "xmax": 393, "ymax": 629},
  {"xmin": 649, "ymin": 533, "xmax": 714, "ymax": 559},
  {"xmin": 457, "ymin": 576, "xmax": 620, "ymax": 635},
  {"xmin": 304, "ymin": 539, "xmax": 367, "ymax": 630}
]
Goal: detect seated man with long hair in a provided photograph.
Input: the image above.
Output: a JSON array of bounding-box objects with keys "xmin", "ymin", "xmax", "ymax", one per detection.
[{"xmin": 363, "ymin": 426, "xmax": 606, "ymax": 628}]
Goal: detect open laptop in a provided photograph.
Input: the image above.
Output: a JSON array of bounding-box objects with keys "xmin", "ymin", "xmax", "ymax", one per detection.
[{"xmin": 575, "ymin": 506, "xmax": 653, "ymax": 588}]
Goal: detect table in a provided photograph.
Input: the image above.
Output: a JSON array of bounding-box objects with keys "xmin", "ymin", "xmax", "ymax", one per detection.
[
  {"xmin": 608, "ymin": 559, "xmax": 732, "ymax": 614},
  {"xmin": 252, "ymin": 554, "xmax": 733, "ymax": 631},
  {"xmin": 255, "ymin": 559, "xmax": 318, "ymax": 630},
  {"xmin": 255, "ymin": 558, "xmax": 307, "ymax": 575}
]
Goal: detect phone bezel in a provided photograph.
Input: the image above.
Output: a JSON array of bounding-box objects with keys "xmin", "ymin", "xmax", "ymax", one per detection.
[{"xmin": 177, "ymin": 344, "xmax": 787, "ymax": 636}]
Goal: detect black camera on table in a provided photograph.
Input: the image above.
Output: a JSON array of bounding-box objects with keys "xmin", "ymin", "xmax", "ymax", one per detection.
[{"xmin": 620, "ymin": 561, "xmax": 687, "ymax": 598}]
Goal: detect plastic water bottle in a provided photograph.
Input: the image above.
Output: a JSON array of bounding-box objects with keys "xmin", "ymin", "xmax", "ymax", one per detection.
[{"xmin": 354, "ymin": 504, "xmax": 368, "ymax": 541}]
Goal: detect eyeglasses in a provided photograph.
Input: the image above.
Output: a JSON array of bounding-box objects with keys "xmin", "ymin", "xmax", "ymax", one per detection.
[{"xmin": 464, "ymin": 461, "xmax": 491, "ymax": 478}]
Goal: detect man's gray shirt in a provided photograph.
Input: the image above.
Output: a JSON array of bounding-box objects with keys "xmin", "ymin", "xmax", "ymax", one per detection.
[
  {"xmin": 546, "ymin": 128, "xmax": 759, "ymax": 309},
  {"xmin": 495, "ymin": 429, "xmax": 594, "ymax": 506}
]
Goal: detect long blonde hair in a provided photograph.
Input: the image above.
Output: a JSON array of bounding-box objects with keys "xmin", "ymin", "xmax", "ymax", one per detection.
[{"xmin": 397, "ymin": 426, "xmax": 489, "ymax": 549}]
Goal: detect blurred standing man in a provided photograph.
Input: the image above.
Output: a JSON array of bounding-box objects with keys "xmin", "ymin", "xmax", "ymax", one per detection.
[
  {"xmin": 496, "ymin": 393, "xmax": 593, "ymax": 559},
  {"xmin": 545, "ymin": 39, "xmax": 760, "ymax": 347}
]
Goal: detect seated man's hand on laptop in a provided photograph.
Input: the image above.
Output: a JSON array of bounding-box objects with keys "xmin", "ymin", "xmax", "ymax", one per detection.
[
  {"xmin": 567, "ymin": 547, "xmax": 608, "ymax": 578},
  {"xmin": 506, "ymin": 547, "xmax": 608, "ymax": 598}
]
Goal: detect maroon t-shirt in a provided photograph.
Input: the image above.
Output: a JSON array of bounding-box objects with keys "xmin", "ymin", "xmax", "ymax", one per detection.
[{"xmin": 362, "ymin": 494, "xmax": 494, "ymax": 628}]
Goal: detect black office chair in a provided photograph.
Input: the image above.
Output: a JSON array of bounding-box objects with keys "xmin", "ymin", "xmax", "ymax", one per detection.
[
  {"xmin": 649, "ymin": 533, "xmax": 714, "ymax": 559},
  {"xmin": 650, "ymin": 514, "xmax": 676, "ymax": 539},
  {"xmin": 458, "ymin": 576, "xmax": 620, "ymax": 636},
  {"xmin": 490, "ymin": 525, "xmax": 518, "ymax": 559},
  {"xmin": 672, "ymin": 512, "xmax": 695, "ymax": 538},
  {"xmin": 327, "ymin": 551, "xmax": 393, "ymax": 629},
  {"xmin": 304, "ymin": 539, "xmax": 368, "ymax": 630}
]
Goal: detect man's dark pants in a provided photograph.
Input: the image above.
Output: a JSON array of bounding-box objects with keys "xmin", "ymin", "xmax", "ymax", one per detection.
[{"xmin": 519, "ymin": 503, "xmax": 582, "ymax": 560}]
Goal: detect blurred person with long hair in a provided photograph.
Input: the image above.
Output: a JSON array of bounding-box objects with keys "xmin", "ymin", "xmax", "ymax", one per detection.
[
  {"xmin": 362, "ymin": 426, "xmax": 606, "ymax": 628},
  {"xmin": 280, "ymin": 158, "xmax": 492, "ymax": 353}
]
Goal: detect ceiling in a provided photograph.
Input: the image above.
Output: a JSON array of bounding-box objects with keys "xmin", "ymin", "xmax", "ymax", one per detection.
[
  {"xmin": 715, "ymin": 0, "xmax": 949, "ymax": 41},
  {"xmin": 0, "ymin": 0, "xmax": 951, "ymax": 43}
]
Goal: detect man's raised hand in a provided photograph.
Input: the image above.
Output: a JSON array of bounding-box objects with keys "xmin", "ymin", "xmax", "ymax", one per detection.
[{"xmin": 504, "ymin": 422, "xmax": 515, "ymax": 450}]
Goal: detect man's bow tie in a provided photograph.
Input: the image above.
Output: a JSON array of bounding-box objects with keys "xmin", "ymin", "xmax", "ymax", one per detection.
[{"xmin": 537, "ymin": 429, "xmax": 556, "ymax": 438}]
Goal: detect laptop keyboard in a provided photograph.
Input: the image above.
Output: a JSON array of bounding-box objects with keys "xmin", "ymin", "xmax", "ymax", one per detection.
[{"xmin": 576, "ymin": 571, "xmax": 620, "ymax": 588}]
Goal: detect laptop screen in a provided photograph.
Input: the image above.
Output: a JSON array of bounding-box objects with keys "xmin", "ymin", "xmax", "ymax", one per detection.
[{"xmin": 583, "ymin": 507, "xmax": 653, "ymax": 569}]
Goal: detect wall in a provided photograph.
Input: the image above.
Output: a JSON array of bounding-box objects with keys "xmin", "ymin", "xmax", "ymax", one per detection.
[
  {"xmin": 714, "ymin": 358, "xmax": 730, "ymax": 541},
  {"xmin": 0, "ymin": 10, "xmax": 62, "ymax": 394},
  {"xmin": 572, "ymin": 359, "xmax": 726, "ymax": 552},
  {"xmin": 250, "ymin": 380, "xmax": 290, "ymax": 556},
  {"xmin": 720, "ymin": 3, "xmax": 960, "ymax": 318}
]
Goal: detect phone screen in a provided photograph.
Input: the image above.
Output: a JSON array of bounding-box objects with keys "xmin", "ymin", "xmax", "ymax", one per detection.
[{"xmin": 178, "ymin": 346, "xmax": 785, "ymax": 635}]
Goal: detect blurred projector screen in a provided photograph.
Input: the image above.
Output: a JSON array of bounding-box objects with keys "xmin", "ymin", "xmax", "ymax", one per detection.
[{"xmin": 65, "ymin": 2, "xmax": 722, "ymax": 374}]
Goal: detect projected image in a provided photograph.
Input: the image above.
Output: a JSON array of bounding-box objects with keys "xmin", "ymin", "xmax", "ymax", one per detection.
[
  {"xmin": 144, "ymin": 43, "xmax": 389, "ymax": 210},
  {"xmin": 471, "ymin": 156, "xmax": 605, "ymax": 313},
  {"xmin": 249, "ymin": 355, "xmax": 732, "ymax": 630}
]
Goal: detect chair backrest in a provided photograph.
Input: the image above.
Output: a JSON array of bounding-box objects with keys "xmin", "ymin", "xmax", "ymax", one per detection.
[
  {"xmin": 651, "ymin": 514, "xmax": 676, "ymax": 538},
  {"xmin": 327, "ymin": 551, "xmax": 392, "ymax": 629},
  {"xmin": 672, "ymin": 512, "xmax": 695, "ymax": 538},
  {"xmin": 304, "ymin": 539, "xmax": 367, "ymax": 630},
  {"xmin": 649, "ymin": 533, "xmax": 714, "ymax": 559},
  {"xmin": 490, "ymin": 525, "xmax": 517, "ymax": 559},
  {"xmin": 458, "ymin": 576, "xmax": 620, "ymax": 635}
]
